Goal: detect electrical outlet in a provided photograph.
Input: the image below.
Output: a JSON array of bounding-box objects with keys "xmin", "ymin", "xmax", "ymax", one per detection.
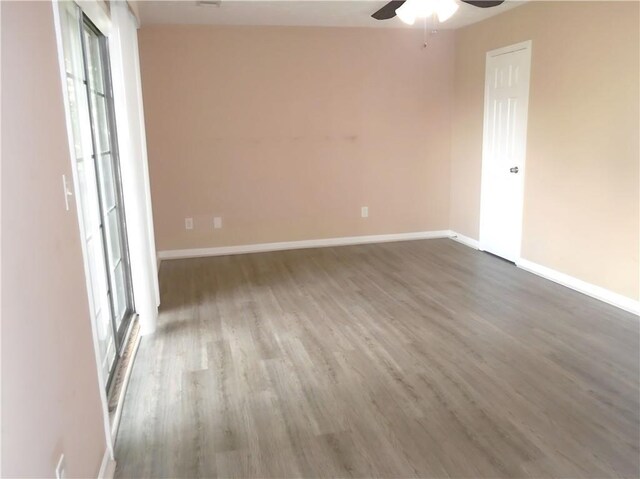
[
  {"xmin": 361, "ymin": 206, "xmax": 369, "ymax": 218},
  {"xmin": 185, "ymin": 217, "xmax": 194, "ymax": 230},
  {"xmin": 55, "ymin": 454, "xmax": 66, "ymax": 479},
  {"xmin": 213, "ymin": 216, "xmax": 222, "ymax": 229}
]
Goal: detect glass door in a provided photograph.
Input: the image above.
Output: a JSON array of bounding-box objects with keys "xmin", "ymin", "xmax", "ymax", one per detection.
[
  {"xmin": 59, "ymin": 2, "xmax": 135, "ymax": 389},
  {"xmin": 81, "ymin": 19, "xmax": 135, "ymax": 349}
]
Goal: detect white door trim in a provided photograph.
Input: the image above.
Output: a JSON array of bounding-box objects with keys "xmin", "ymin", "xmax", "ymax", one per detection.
[
  {"xmin": 479, "ymin": 40, "xmax": 532, "ymax": 261},
  {"xmin": 484, "ymin": 40, "xmax": 532, "ymax": 59}
]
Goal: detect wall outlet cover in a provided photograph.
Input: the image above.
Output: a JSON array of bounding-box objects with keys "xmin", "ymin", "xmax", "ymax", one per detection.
[
  {"xmin": 214, "ymin": 216, "xmax": 222, "ymax": 229},
  {"xmin": 361, "ymin": 206, "xmax": 369, "ymax": 218},
  {"xmin": 185, "ymin": 217, "xmax": 194, "ymax": 230}
]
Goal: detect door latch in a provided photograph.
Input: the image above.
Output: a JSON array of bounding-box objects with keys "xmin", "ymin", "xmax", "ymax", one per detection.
[{"xmin": 509, "ymin": 166, "xmax": 519, "ymax": 174}]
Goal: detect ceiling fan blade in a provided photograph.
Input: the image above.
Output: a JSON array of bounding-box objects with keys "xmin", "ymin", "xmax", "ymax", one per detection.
[
  {"xmin": 460, "ymin": 0, "xmax": 505, "ymax": 7},
  {"xmin": 371, "ymin": 1, "xmax": 405, "ymax": 20}
]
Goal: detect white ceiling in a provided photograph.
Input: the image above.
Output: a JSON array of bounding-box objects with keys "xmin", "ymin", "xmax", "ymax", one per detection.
[{"xmin": 138, "ymin": 1, "xmax": 526, "ymax": 30}]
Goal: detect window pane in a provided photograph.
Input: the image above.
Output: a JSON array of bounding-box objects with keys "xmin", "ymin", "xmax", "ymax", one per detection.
[
  {"xmin": 61, "ymin": 7, "xmax": 84, "ymax": 79},
  {"xmin": 97, "ymin": 308, "xmax": 116, "ymax": 379},
  {"xmin": 87, "ymin": 233, "xmax": 116, "ymax": 378},
  {"xmin": 76, "ymin": 159, "xmax": 101, "ymax": 236},
  {"xmin": 106, "ymin": 208, "xmax": 122, "ymax": 266},
  {"xmin": 112, "ymin": 261, "xmax": 127, "ymax": 329},
  {"xmin": 86, "ymin": 235, "xmax": 103, "ymax": 316},
  {"xmin": 98, "ymin": 153, "xmax": 116, "ymax": 211},
  {"xmin": 65, "ymin": 77, "xmax": 84, "ymax": 159},
  {"xmin": 91, "ymin": 94, "xmax": 111, "ymax": 154},
  {"xmin": 83, "ymin": 29, "xmax": 105, "ymax": 94}
]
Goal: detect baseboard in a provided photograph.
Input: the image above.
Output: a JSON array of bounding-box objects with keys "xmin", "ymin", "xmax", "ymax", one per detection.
[
  {"xmin": 449, "ymin": 231, "xmax": 480, "ymax": 250},
  {"xmin": 517, "ymin": 258, "xmax": 639, "ymax": 316},
  {"xmin": 98, "ymin": 448, "xmax": 116, "ymax": 479},
  {"xmin": 157, "ymin": 230, "xmax": 453, "ymax": 260}
]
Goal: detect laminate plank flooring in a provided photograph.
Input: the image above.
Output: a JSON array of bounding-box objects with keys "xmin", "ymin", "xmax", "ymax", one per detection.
[{"xmin": 114, "ymin": 239, "xmax": 640, "ymax": 478}]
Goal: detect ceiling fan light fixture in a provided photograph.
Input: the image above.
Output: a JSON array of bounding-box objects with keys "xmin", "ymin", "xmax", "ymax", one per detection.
[
  {"xmin": 397, "ymin": 0, "xmax": 457, "ymax": 25},
  {"xmin": 436, "ymin": 0, "xmax": 459, "ymax": 22},
  {"xmin": 372, "ymin": 0, "xmax": 505, "ymax": 23},
  {"xmin": 396, "ymin": 0, "xmax": 419, "ymax": 25}
]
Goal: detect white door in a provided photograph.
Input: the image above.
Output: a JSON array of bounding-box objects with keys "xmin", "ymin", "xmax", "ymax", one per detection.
[
  {"xmin": 58, "ymin": 2, "xmax": 136, "ymax": 388},
  {"xmin": 479, "ymin": 41, "xmax": 532, "ymax": 262}
]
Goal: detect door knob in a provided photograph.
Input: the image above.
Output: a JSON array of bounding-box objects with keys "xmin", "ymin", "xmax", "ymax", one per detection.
[{"xmin": 510, "ymin": 166, "xmax": 519, "ymax": 173}]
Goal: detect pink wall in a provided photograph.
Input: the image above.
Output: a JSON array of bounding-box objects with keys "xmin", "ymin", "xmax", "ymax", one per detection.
[
  {"xmin": 138, "ymin": 26, "xmax": 454, "ymax": 251},
  {"xmin": 1, "ymin": 2, "xmax": 107, "ymax": 477}
]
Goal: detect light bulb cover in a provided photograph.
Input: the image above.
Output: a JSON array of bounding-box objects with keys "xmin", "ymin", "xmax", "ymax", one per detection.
[
  {"xmin": 413, "ymin": 0, "xmax": 436, "ymax": 18},
  {"xmin": 436, "ymin": 0, "xmax": 459, "ymax": 22},
  {"xmin": 396, "ymin": 0, "xmax": 417, "ymax": 24},
  {"xmin": 396, "ymin": 0, "xmax": 460, "ymax": 25}
]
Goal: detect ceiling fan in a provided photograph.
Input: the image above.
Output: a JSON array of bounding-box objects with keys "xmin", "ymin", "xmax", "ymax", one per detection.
[{"xmin": 372, "ymin": 0, "xmax": 505, "ymax": 25}]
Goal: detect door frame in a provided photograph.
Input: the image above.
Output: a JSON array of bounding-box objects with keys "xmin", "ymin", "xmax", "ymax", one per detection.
[
  {"xmin": 51, "ymin": 0, "xmax": 115, "ymax": 462},
  {"xmin": 52, "ymin": 0, "xmax": 117, "ymax": 460},
  {"xmin": 479, "ymin": 40, "xmax": 532, "ymax": 261}
]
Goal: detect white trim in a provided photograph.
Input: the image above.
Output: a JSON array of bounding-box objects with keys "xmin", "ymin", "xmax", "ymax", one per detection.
[
  {"xmin": 479, "ymin": 39, "xmax": 532, "ymax": 262},
  {"xmin": 158, "ymin": 231, "xmax": 452, "ymax": 260},
  {"xmin": 450, "ymin": 232, "xmax": 480, "ymax": 250},
  {"xmin": 517, "ymin": 258, "xmax": 639, "ymax": 316},
  {"xmin": 449, "ymin": 230, "xmax": 638, "ymax": 315},
  {"xmin": 131, "ymin": 11, "xmax": 161, "ymax": 307},
  {"xmin": 109, "ymin": 0, "xmax": 158, "ymax": 335},
  {"xmin": 98, "ymin": 448, "xmax": 116, "ymax": 479},
  {"xmin": 126, "ymin": 1, "xmax": 141, "ymax": 28}
]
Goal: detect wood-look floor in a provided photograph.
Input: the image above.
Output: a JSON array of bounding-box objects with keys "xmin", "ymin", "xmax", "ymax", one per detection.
[{"xmin": 114, "ymin": 239, "xmax": 640, "ymax": 478}]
